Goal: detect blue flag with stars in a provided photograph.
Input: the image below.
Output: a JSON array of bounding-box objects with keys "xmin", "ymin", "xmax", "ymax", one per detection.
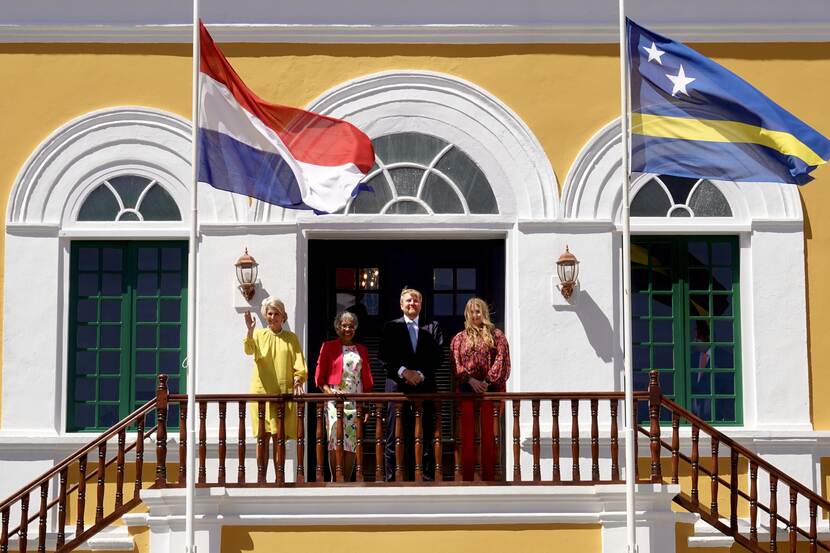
[{"xmin": 627, "ymin": 18, "xmax": 830, "ymax": 184}]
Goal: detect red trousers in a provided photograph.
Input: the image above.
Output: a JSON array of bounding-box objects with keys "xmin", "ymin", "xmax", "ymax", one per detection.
[{"xmin": 460, "ymin": 398, "xmax": 501, "ymax": 481}]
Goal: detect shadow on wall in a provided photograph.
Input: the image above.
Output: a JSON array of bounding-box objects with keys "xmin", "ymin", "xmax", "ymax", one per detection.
[{"xmin": 573, "ymin": 288, "xmax": 621, "ymax": 365}]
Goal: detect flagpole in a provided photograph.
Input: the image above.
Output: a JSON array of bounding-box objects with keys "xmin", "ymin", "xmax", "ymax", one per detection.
[
  {"xmin": 618, "ymin": 2, "xmax": 637, "ymax": 553},
  {"xmin": 185, "ymin": 1, "xmax": 200, "ymax": 552}
]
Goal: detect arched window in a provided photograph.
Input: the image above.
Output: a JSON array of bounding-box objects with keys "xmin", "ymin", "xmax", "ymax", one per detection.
[
  {"xmin": 77, "ymin": 175, "xmax": 182, "ymax": 222},
  {"xmin": 343, "ymin": 132, "xmax": 499, "ymax": 215},
  {"xmin": 631, "ymin": 175, "xmax": 732, "ymax": 218}
]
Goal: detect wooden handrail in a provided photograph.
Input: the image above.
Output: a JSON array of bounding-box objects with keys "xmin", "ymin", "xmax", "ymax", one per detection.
[
  {"xmin": 168, "ymin": 391, "xmax": 631, "ymax": 402},
  {"xmin": 653, "ymin": 395, "xmax": 830, "ymax": 512},
  {"xmin": 0, "ymin": 400, "xmax": 157, "ymax": 512},
  {"xmin": 639, "ymin": 369, "xmax": 830, "ymax": 553}
]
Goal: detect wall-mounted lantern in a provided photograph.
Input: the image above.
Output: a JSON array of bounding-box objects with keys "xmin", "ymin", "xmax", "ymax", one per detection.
[
  {"xmin": 556, "ymin": 245, "xmax": 580, "ymax": 300},
  {"xmin": 235, "ymin": 248, "xmax": 259, "ymax": 301}
]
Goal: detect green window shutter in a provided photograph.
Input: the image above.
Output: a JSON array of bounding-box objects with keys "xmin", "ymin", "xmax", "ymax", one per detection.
[
  {"xmin": 631, "ymin": 236, "xmax": 741, "ymax": 425},
  {"xmin": 68, "ymin": 241, "xmax": 188, "ymax": 432}
]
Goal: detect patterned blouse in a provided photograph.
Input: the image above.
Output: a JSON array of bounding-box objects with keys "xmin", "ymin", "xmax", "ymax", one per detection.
[{"xmin": 450, "ymin": 328, "xmax": 511, "ymax": 391}]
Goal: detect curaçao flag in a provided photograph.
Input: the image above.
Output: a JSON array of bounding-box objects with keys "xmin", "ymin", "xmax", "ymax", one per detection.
[
  {"xmin": 627, "ymin": 18, "xmax": 830, "ymax": 185},
  {"xmin": 198, "ymin": 22, "xmax": 375, "ymax": 212}
]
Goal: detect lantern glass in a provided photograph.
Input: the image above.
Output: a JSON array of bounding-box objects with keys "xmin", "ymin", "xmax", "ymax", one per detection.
[
  {"xmin": 558, "ymin": 262, "xmax": 576, "ymax": 284},
  {"xmin": 236, "ymin": 263, "xmax": 257, "ymax": 285}
]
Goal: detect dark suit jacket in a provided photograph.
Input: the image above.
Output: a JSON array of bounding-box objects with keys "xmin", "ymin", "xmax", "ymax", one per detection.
[{"xmin": 379, "ymin": 316, "xmax": 444, "ymax": 393}]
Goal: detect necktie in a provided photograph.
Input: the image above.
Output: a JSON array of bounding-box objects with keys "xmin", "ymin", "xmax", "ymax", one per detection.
[{"xmin": 407, "ymin": 321, "xmax": 418, "ymax": 351}]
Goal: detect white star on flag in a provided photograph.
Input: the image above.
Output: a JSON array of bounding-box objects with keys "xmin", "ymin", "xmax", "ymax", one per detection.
[
  {"xmin": 666, "ymin": 65, "xmax": 695, "ymax": 96},
  {"xmin": 642, "ymin": 42, "xmax": 665, "ymax": 64}
]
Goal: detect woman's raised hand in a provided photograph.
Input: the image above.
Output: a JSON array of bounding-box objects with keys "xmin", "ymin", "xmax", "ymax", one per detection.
[{"xmin": 244, "ymin": 311, "xmax": 256, "ymax": 338}]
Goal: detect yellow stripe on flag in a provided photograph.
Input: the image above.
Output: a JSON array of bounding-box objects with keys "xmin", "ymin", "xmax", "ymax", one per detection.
[{"xmin": 632, "ymin": 113, "xmax": 826, "ymax": 167}]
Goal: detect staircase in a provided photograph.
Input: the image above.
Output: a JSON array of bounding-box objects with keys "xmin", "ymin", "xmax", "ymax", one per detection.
[
  {"xmin": 0, "ymin": 371, "xmax": 827, "ymax": 552},
  {"xmin": 638, "ymin": 371, "xmax": 829, "ymax": 552}
]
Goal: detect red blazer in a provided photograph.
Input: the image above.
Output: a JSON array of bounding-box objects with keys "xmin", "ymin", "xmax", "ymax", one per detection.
[{"xmin": 315, "ymin": 339, "xmax": 374, "ymax": 391}]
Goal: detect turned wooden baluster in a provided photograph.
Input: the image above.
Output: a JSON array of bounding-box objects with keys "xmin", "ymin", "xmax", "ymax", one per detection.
[
  {"xmin": 770, "ymin": 474, "xmax": 778, "ymax": 552},
  {"xmin": 710, "ymin": 437, "xmax": 719, "ymax": 518},
  {"xmin": 788, "ymin": 487, "xmax": 797, "ymax": 553},
  {"xmin": 414, "ymin": 400, "xmax": 424, "ymax": 482},
  {"xmin": 1, "ymin": 505, "xmax": 9, "ymax": 553},
  {"xmin": 95, "ymin": 442, "xmax": 106, "ymax": 523},
  {"xmin": 730, "ymin": 449, "xmax": 739, "ymax": 532},
  {"xmin": 531, "ymin": 399, "xmax": 541, "ymax": 482},
  {"xmin": 36, "ymin": 481, "xmax": 47, "ymax": 553},
  {"xmin": 19, "ymin": 493, "xmax": 28, "ymax": 553},
  {"xmin": 354, "ymin": 402, "xmax": 363, "ymax": 483},
  {"xmin": 610, "ymin": 399, "xmax": 619, "ymax": 481},
  {"xmin": 394, "ymin": 402, "xmax": 404, "ymax": 482},
  {"xmin": 155, "ymin": 375, "xmax": 169, "ymax": 487},
  {"xmin": 552, "ymin": 399, "xmax": 561, "ymax": 482},
  {"xmin": 690, "ymin": 425, "xmax": 700, "ymax": 508},
  {"xmin": 134, "ymin": 416, "xmax": 145, "ymax": 499},
  {"xmin": 670, "ymin": 413, "xmax": 680, "ymax": 484},
  {"xmin": 590, "ymin": 399, "xmax": 599, "ymax": 482},
  {"xmin": 218, "ymin": 401, "xmax": 227, "ymax": 485},
  {"xmin": 571, "ymin": 399, "xmax": 580, "ymax": 481},
  {"xmin": 492, "ymin": 400, "xmax": 502, "ymax": 482},
  {"xmin": 335, "ymin": 398, "xmax": 345, "ymax": 483},
  {"xmin": 179, "ymin": 401, "xmax": 187, "ymax": 485},
  {"xmin": 433, "ymin": 400, "xmax": 443, "ymax": 482},
  {"xmin": 473, "ymin": 400, "xmax": 482, "ymax": 482},
  {"xmin": 296, "ymin": 402, "xmax": 306, "ymax": 484},
  {"xmin": 56, "ymin": 466, "xmax": 68, "ymax": 549},
  {"xmin": 198, "ymin": 400, "xmax": 207, "ymax": 484},
  {"xmin": 374, "ymin": 403, "xmax": 385, "ymax": 482},
  {"xmin": 454, "ymin": 400, "xmax": 463, "ymax": 481},
  {"xmin": 512, "ymin": 400, "xmax": 521, "ymax": 482},
  {"xmin": 275, "ymin": 400, "xmax": 286, "ymax": 486},
  {"xmin": 648, "ymin": 371, "xmax": 662, "ymax": 483},
  {"xmin": 237, "ymin": 401, "xmax": 246, "ymax": 484},
  {"xmin": 809, "ymin": 499, "xmax": 817, "ymax": 553},
  {"xmin": 116, "ymin": 428, "xmax": 126, "ymax": 508},
  {"xmin": 76, "ymin": 455, "xmax": 87, "ymax": 536},
  {"xmin": 749, "ymin": 461, "xmax": 758, "ymax": 544},
  {"xmin": 256, "ymin": 401, "xmax": 266, "ymax": 484},
  {"xmin": 316, "ymin": 402, "xmax": 325, "ymax": 482}
]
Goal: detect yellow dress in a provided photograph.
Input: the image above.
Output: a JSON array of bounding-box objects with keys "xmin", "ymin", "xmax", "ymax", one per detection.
[{"xmin": 243, "ymin": 328, "xmax": 308, "ymax": 439}]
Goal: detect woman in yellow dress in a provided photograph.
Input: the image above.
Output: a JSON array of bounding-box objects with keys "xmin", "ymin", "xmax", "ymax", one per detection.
[{"xmin": 243, "ymin": 296, "xmax": 307, "ymax": 441}]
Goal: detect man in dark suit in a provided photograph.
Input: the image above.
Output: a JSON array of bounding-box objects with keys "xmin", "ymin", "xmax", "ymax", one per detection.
[{"xmin": 379, "ymin": 288, "xmax": 444, "ymax": 481}]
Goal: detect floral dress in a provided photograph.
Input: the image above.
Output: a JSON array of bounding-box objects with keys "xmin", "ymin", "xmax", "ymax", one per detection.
[{"xmin": 326, "ymin": 345, "xmax": 363, "ymax": 452}]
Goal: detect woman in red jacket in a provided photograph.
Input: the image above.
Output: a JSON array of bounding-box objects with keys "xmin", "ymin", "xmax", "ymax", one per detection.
[{"xmin": 315, "ymin": 311, "xmax": 373, "ymax": 480}]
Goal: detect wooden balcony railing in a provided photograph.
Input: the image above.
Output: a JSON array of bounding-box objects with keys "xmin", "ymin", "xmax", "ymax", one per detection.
[
  {"xmin": 5, "ymin": 372, "xmax": 830, "ymax": 552},
  {"xmin": 161, "ymin": 384, "xmax": 628, "ymax": 486},
  {"xmin": 638, "ymin": 370, "xmax": 830, "ymax": 553}
]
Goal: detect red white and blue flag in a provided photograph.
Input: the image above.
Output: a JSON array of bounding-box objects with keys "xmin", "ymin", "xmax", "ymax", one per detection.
[{"xmin": 198, "ymin": 22, "xmax": 375, "ymax": 213}]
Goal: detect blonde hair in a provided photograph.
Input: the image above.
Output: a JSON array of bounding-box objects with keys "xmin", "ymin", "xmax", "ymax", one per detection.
[
  {"xmin": 399, "ymin": 288, "xmax": 423, "ymax": 303},
  {"xmin": 260, "ymin": 296, "xmax": 287, "ymax": 320},
  {"xmin": 463, "ymin": 297, "xmax": 496, "ymax": 349}
]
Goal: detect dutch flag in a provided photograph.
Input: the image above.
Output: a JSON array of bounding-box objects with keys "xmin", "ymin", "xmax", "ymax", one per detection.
[{"xmin": 198, "ymin": 22, "xmax": 375, "ymax": 213}]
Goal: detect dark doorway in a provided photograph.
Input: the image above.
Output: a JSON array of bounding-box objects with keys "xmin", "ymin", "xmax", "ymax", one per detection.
[{"xmin": 306, "ymin": 239, "xmax": 506, "ymax": 481}]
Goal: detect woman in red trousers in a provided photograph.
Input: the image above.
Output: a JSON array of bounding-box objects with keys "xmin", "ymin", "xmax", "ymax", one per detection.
[{"xmin": 450, "ymin": 297, "xmax": 511, "ymax": 481}]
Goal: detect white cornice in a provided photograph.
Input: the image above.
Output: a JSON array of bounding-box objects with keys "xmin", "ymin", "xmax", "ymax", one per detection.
[
  {"xmin": 2, "ymin": 23, "xmax": 830, "ymax": 44},
  {"xmin": 140, "ymin": 484, "xmax": 682, "ymax": 526}
]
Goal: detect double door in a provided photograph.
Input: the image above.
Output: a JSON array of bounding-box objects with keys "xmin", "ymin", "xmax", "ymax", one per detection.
[{"xmin": 306, "ymin": 239, "xmax": 505, "ymax": 480}]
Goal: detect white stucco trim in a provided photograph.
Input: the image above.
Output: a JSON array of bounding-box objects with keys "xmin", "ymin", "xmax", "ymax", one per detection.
[
  {"xmin": 4, "ymin": 0, "xmax": 830, "ymax": 44},
  {"xmin": 293, "ymin": 70, "xmax": 557, "ymax": 221},
  {"xmin": 139, "ymin": 483, "xmax": 683, "ymax": 525}
]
